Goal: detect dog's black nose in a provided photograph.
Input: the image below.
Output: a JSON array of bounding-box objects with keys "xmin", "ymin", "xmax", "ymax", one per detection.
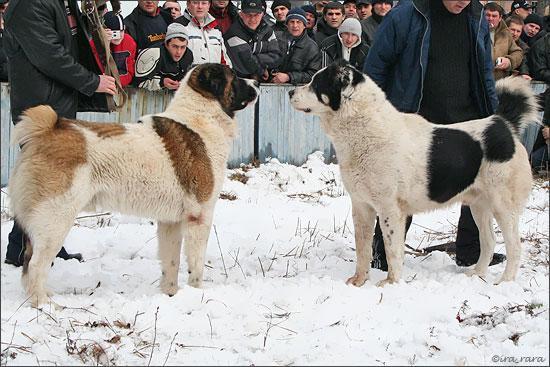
[{"xmin": 288, "ymin": 89, "xmax": 295, "ymax": 98}]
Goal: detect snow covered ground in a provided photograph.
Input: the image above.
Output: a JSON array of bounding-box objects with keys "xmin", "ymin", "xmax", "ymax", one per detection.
[{"xmin": 1, "ymin": 153, "xmax": 548, "ymax": 365}]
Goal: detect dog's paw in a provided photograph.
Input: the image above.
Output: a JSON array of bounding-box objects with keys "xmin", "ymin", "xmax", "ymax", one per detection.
[
  {"xmin": 188, "ymin": 276, "xmax": 203, "ymax": 288},
  {"xmin": 495, "ymin": 274, "xmax": 515, "ymax": 285},
  {"xmin": 376, "ymin": 278, "xmax": 397, "ymax": 287},
  {"xmin": 346, "ymin": 273, "xmax": 368, "ymax": 287},
  {"xmin": 160, "ymin": 279, "xmax": 179, "ymax": 296},
  {"xmin": 29, "ymin": 292, "xmax": 52, "ymax": 308},
  {"xmin": 465, "ymin": 268, "xmax": 487, "ymax": 279}
]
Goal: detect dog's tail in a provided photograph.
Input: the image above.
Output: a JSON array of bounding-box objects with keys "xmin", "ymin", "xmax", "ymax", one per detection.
[
  {"xmin": 495, "ymin": 77, "xmax": 540, "ymax": 136},
  {"xmin": 11, "ymin": 105, "xmax": 58, "ymax": 147}
]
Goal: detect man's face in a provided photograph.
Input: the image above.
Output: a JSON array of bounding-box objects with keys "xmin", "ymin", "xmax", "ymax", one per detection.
[
  {"xmin": 484, "ymin": 9, "xmax": 501, "ymax": 30},
  {"xmin": 166, "ymin": 38, "xmax": 188, "ymax": 62},
  {"xmin": 187, "ymin": 0, "xmax": 210, "ymax": 20},
  {"xmin": 357, "ymin": 4, "xmax": 372, "ymax": 19},
  {"xmin": 344, "ymin": 3, "xmax": 357, "ymax": 18},
  {"xmin": 373, "ymin": 2, "xmax": 392, "ymax": 17},
  {"xmin": 324, "ymin": 9, "xmax": 344, "ymax": 28},
  {"xmin": 340, "ymin": 32, "xmax": 359, "ymax": 48},
  {"xmin": 287, "ymin": 19, "xmax": 306, "ymax": 37},
  {"xmin": 273, "ymin": 6, "xmax": 289, "ymax": 22},
  {"xmin": 442, "ymin": 0, "xmax": 470, "ymax": 14},
  {"xmin": 211, "ymin": 0, "xmax": 229, "ymax": 9},
  {"xmin": 514, "ymin": 7, "xmax": 531, "ymax": 19},
  {"xmin": 304, "ymin": 12, "xmax": 316, "ymax": 29},
  {"xmin": 240, "ymin": 11, "xmax": 264, "ymax": 30},
  {"xmin": 508, "ymin": 22, "xmax": 523, "ymax": 41},
  {"xmin": 163, "ymin": 2, "xmax": 181, "ymax": 20},
  {"xmin": 523, "ymin": 22, "xmax": 541, "ymax": 37},
  {"xmin": 138, "ymin": 0, "xmax": 159, "ymax": 15}
]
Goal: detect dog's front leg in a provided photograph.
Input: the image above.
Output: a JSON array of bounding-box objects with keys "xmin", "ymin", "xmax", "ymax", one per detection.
[
  {"xmin": 377, "ymin": 209, "xmax": 406, "ymax": 286},
  {"xmin": 346, "ymin": 201, "xmax": 376, "ymax": 287},
  {"xmin": 183, "ymin": 211, "xmax": 213, "ymax": 288},
  {"xmin": 158, "ymin": 220, "xmax": 185, "ymax": 296}
]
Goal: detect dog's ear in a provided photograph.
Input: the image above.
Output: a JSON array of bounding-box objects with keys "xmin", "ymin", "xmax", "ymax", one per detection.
[
  {"xmin": 190, "ymin": 64, "xmax": 228, "ymax": 98},
  {"xmin": 336, "ymin": 61, "xmax": 365, "ymax": 89}
]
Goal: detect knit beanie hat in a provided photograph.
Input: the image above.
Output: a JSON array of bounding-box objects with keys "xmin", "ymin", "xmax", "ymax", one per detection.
[
  {"xmin": 524, "ymin": 14, "xmax": 544, "ymax": 28},
  {"xmin": 286, "ymin": 7, "xmax": 308, "ymax": 26},
  {"xmin": 371, "ymin": 0, "xmax": 393, "ymax": 6},
  {"xmin": 301, "ymin": 4, "xmax": 317, "ymax": 23},
  {"xmin": 271, "ymin": 0, "xmax": 291, "ymax": 12},
  {"xmin": 103, "ymin": 11, "xmax": 124, "ymax": 31},
  {"xmin": 165, "ymin": 22, "xmax": 189, "ymax": 42},
  {"xmin": 338, "ymin": 17, "xmax": 362, "ymax": 38}
]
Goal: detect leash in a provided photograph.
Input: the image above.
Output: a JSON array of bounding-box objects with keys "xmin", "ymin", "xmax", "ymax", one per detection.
[{"xmin": 82, "ymin": 0, "xmax": 127, "ymax": 111}]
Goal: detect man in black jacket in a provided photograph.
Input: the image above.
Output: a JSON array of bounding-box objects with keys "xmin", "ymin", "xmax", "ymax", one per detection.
[
  {"xmin": 3, "ymin": 0, "xmax": 116, "ymax": 267},
  {"xmin": 0, "ymin": 0, "xmax": 7, "ymax": 82},
  {"xmin": 314, "ymin": 1, "xmax": 345, "ymax": 45},
  {"xmin": 224, "ymin": 0, "xmax": 281, "ymax": 80},
  {"xmin": 134, "ymin": 22, "xmax": 193, "ymax": 91},
  {"xmin": 271, "ymin": 7, "xmax": 321, "ymax": 85},
  {"xmin": 320, "ymin": 17, "xmax": 369, "ymax": 70}
]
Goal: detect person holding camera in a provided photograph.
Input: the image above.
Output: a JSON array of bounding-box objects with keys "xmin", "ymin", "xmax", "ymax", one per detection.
[
  {"xmin": 90, "ymin": 11, "xmax": 137, "ymax": 87},
  {"xmin": 483, "ymin": 2, "xmax": 523, "ymax": 80}
]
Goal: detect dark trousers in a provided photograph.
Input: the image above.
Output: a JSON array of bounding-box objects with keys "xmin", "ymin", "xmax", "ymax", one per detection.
[
  {"xmin": 372, "ymin": 205, "xmax": 481, "ymax": 261},
  {"xmin": 6, "ymin": 219, "xmax": 73, "ymax": 264}
]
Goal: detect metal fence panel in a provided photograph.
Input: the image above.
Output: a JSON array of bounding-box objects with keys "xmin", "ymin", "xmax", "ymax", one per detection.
[{"xmin": 258, "ymin": 84, "xmax": 334, "ymax": 166}]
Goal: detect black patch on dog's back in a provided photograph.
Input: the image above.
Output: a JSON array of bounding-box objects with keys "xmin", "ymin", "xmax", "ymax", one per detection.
[
  {"xmin": 483, "ymin": 117, "xmax": 515, "ymax": 162},
  {"xmin": 428, "ymin": 128, "xmax": 483, "ymax": 203}
]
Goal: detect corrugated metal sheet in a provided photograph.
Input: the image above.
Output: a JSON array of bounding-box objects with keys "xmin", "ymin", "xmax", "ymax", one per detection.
[
  {"xmin": 1, "ymin": 81, "xmax": 547, "ymax": 186},
  {"xmin": 258, "ymin": 84, "xmax": 334, "ymax": 165}
]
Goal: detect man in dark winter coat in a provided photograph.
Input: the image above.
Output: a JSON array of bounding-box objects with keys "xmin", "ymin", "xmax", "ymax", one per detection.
[
  {"xmin": 224, "ymin": 0, "xmax": 281, "ymax": 80},
  {"xmin": 270, "ymin": 0, "xmax": 291, "ymax": 41},
  {"xmin": 271, "ymin": 7, "xmax": 321, "ymax": 85},
  {"xmin": 124, "ymin": 0, "xmax": 172, "ymax": 54},
  {"xmin": 364, "ymin": 0, "xmax": 503, "ymax": 271},
  {"xmin": 521, "ymin": 13, "xmax": 546, "ymax": 47},
  {"xmin": 0, "ymin": 0, "xmax": 7, "ymax": 82},
  {"xmin": 3, "ymin": 0, "xmax": 116, "ymax": 267},
  {"xmin": 320, "ymin": 17, "xmax": 369, "ymax": 71},
  {"xmin": 360, "ymin": 0, "xmax": 392, "ymax": 46},
  {"xmin": 301, "ymin": 4, "xmax": 318, "ymax": 38},
  {"xmin": 209, "ymin": 0, "xmax": 240, "ymax": 34},
  {"xmin": 314, "ymin": 1, "xmax": 345, "ymax": 45},
  {"xmin": 134, "ymin": 22, "xmax": 193, "ymax": 91}
]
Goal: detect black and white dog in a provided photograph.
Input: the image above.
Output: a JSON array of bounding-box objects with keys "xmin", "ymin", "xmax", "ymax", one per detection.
[{"xmin": 289, "ymin": 61, "xmax": 538, "ymax": 287}]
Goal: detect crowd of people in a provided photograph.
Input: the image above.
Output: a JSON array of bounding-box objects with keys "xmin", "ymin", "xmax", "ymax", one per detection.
[{"xmin": 0, "ymin": 0, "xmax": 548, "ymax": 268}]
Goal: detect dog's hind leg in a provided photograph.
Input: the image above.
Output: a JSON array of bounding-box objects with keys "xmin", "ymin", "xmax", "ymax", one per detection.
[
  {"xmin": 346, "ymin": 201, "xmax": 376, "ymax": 287},
  {"xmin": 493, "ymin": 209, "xmax": 521, "ymax": 283},
  {"xmin": 158, "ymin": 220, "xmax": 185, "ymax": 296},
  {"xmin": 183, "ymin": 211, "xmax": 213, "ymax": 288},
  {"xmin": 466, "ymin": 203, "xmax": 496, "ymax": 279},
  {"xmin": 376, "ymin": 208, "xmax": 406, "ymax": 286},
  {"xmin": 22, "ymin": 213, "xmax": 77, "ymax": 308}
]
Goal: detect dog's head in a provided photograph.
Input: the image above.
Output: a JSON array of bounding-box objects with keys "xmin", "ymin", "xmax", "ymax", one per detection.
[
  {"xmin": 289, "ymin": 60, "xmax": 365, "ymax": 115},
  {"xmin": 185, "ymin": 63, "xmax": 259, "ymax": 118}
]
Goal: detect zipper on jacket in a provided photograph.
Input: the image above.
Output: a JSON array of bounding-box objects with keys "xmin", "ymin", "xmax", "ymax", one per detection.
[{"xmin": 413, "ymin": 2, "xmax": 429, "ymax": 113}]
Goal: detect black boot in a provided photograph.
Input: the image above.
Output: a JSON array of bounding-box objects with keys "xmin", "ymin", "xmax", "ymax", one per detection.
[
  {"xmin": 5, "ymin": 220, "xmax": 84, "ymax": 267},
  {"xmin": 454, "ymin": 206, "xmax": 506, "ymax": 267}
]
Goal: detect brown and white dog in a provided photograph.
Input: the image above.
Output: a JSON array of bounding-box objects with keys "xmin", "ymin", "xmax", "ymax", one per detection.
[{"xmin": 9, "ymin": 63, "xmax": 258, "ymax": 307}]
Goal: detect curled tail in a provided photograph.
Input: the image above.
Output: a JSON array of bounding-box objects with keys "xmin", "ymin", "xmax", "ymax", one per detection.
[
  {"xmin": 495, "ymin": 77, "xmax": 540, "ymax": 136},
  {"xmin": 11, "ymin": 105, "xmax": 58, "ymax": 147}
]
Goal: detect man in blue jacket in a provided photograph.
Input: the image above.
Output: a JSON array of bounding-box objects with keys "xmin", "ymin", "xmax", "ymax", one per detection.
[{"xmin": 363, "ymin": 0, "xmax": 504, "ymax": 271}]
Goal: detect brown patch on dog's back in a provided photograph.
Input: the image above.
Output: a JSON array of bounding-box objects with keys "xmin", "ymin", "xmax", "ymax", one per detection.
[
  {"xmin": 76, "ymin": 120, "xmax": 126, "ymax": 138},
  {"xmin": 152, "ymin": 116, "xmax": 214, "ymax": 202}
]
